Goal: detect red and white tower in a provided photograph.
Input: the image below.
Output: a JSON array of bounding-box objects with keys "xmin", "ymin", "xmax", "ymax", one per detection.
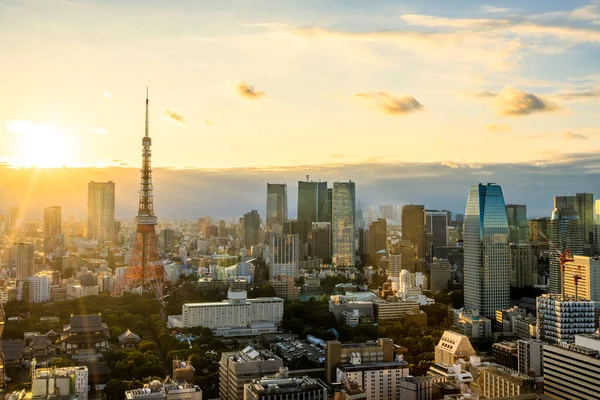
[{"xmin": 112, "ymin": 90, "xmax": 174, "ymax": 300}]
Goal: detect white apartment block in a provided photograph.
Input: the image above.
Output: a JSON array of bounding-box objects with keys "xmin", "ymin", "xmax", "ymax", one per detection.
[
  {"xmin": 29, "ymin": 273, "xmax": 51, "ymax": 303},
  {"xmin": 336, "ymin": 357, "xmax": 409, "ymax": 400},
  {"xmin": 33, "ymin": 366, "xmax": 88, "ymax": 400}
]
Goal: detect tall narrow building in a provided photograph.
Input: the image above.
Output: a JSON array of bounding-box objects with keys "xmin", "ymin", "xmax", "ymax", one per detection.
[
  {"xmin": 297, "ymin": 180, "xmax": 328, "ymax": 227},
  {"xmin": 464, "ymin": 183, "xmax": 510, "ymax": 318},
  {"xmin": 576, "ymin": 193, "xmax": 593, "ymax": 246},
  {"xmin": 368, "ymin": 219, "xmax": 387, "ymax": 265},
  {"xmin": 15, "ymin": 242, "xmax": 35, "ymax": 279},
  {"xmin": 44, "ymin": 206, "xmax": 62, "ymax": 252},
  {"xmin": 269, "ymin": 233, "xmax": 300, "ymax": 278},
  {"xmin": 87, "ymin": 181, "xmax": 115, "ymax": 243},
  {"xmin": 332, "ymin": 181, "xmax": 356, "ymax": 267},
  {"xmin": 241, "ymin": 210, "xmax": 261, "ymax": 248},
  {"xmin": 425, "ymin": 210, "xmax": 448, "ymax": 247},
  {"xmin": 402, "ymin": 205, "xmax": 426, "ymax": 271},
  {"xmin": 266, "ymin": 184, "xmax": 287, "ymax": 231},
  {"xmin": 549, "ymin": 199, "xmax": 583, "ymax": 294},
  {"xmin": 506, "ymin": 204, "xmax": 528, "ymax": 243}
]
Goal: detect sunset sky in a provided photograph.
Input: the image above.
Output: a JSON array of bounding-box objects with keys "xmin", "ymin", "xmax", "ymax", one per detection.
[{"xmin": 1, "ymin": 0, "xmax": 600, "ymax": 219}]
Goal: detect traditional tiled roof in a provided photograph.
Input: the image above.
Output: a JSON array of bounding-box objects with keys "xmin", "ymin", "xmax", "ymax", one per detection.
[{"xmin": 118, "ymin": 329, "xmax": 141, "ymax": 342}]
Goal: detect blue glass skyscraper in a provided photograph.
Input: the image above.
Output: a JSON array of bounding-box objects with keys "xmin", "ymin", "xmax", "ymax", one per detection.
[{"xmin": 464, "ymin": 183, "xmax": 510, "ymax": 317}]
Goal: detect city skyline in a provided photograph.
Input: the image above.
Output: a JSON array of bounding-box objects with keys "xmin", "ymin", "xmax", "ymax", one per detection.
[{"xmin": 1, "ymin": 1, "xmax": 600, "ymax": 171}]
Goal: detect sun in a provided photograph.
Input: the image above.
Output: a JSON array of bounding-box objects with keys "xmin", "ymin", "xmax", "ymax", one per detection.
[{"xmin": 7, "ymin": 120, "xmax": 74, "ymax": 167}]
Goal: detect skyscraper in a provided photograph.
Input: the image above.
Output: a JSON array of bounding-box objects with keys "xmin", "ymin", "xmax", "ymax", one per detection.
[
  {"xmin": 310, "ymin": 222, "xmax": 331, "ymax": 263},
  {"xmin": 241, "ymin": 210, "xmax": 261, "ymax": 248},
  {"xmin": 464, "ymin": 183, "xmax": 510, "ymax": 318},
  {"xmin": 368, "ymin": 219, "xmax": 387, "ymax": 265},
  {"xmin": 87, "ymin": 181, "xmax": 115, "ymax": 243},
  {"xmin": 509, "ymin": 243, "xmax": 538, "ymax": 288},
  {"xmin": 266, "ymin": 184, "xmax": 287, "ymax": 231},
  {"xmin": 297, "ymin": 180, "xmax": 328, "ymax": 227},
  {"xmin": 506, "ymin": 204, "xmax": 528, "ymax": 243},
  {"xmin": 43, "ymin": 206, "xmax": 62, "ymax": 252},
  {"xmin": 576, "ymin": 193, "xmax": 593, "ymax": 246},
  {"xmin": 529, "ymin": 217, "xmax": 550, "ymax": 242},
  {"xmin": 8, "ymin": 206, "xmax": 20, "ymax": 231},
  {"xmin": 425, "ymin": 210, "xmax": 448, "ymax": 247},
  {"xmin": 269, "ymin": 233, "xmax": 300, "ymax": 278},
  {"xmin": 402, "ymin": 205, "xmax": 426, "ymax": 270},
  {"xmin": 15, "ymin": 242, "xmax": 35, "ymax": 279},
  {"xmin": 549, "ymin": 199, "xmax": 583, "ymax": 294},
  {"xmin": 380, "ymin": 204, "xmax": 394, "ymax": 221},
  {"xmin": 332, "ymin": 181, "xmax": 355, "ymax": 267}
]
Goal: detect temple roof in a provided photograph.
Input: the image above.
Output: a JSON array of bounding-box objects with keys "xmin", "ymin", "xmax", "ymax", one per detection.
[{"xmin": 118, "ymin": 329, "xmax": 141, "ymax": 342}]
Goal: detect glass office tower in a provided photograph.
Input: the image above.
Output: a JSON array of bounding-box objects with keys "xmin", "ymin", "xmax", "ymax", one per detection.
[
  {"xmin": 464, "ymin": 183, "xmax": 510, "ymax": 318},
  {"xmin": 549, "ymin": 202, "xmax": 583, "ymax": 294},
  {"xmin": 298, "ymin": 181, "xmax": 328, "ymax": 227},
  {"xmin": 332, "ymin": 181, "xmax": 356, "ymax": 267},
  {"xmin": 506, "ymin": 204, "xmax": 528, "ymax": 243},
  {"xmin": 266, "ymin": 183, "xmax": 287, "ymax": 231}
]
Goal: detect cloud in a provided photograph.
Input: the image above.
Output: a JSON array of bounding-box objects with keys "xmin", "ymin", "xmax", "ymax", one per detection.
[
  {"xmin": 561, "ymin": 130, "xmax": 589, "ymax": 140},
  {"xmin": 233, "ymin": 81, "xmax": 266, "ymax": 100},
  {"xmin": 557, "ymin": 89, "xmax": 600, "ymax": 100},
  {"xmin": 103, "ymin": 90, "xmax": 112, "ymax": 99},
  {"xmin": 89, "ymin": 126, "xmax": 108, "ymax": 134},
  {"xmin": 469, "ymin": 91, "xmax": 497, "ymax": 98},
  {"xmin": 353, "ymin": 92, "xmax": 424, "ymax": 115},
  {"xmin": 163, "ymin": 108, "xmax": 186, "ymax": 124},
  {"xmin": 482, "ymin": 5, "xmax": 513, "ymax": 13},
  {"xmin": 485, "ymin": 123, "xmax": 511, "ymax": 133},
  {"xmin": 492, "ymin": 86, "xmax": 561, "ymax": 116}
]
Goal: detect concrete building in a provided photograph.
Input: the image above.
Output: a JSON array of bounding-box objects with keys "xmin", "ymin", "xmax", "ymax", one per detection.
[
  {"xmin": 464, "ymin": 183, "xmax": 510, "ymax": 318},
  {"xmin": 518, "ymin": 339, "xmax": 545, "ymax": 378},
  {"xmin": 562, "ymin": 255, "xmax": 600, "ymax": 301},
  {"xmin": 451, "ymin": 309, "xmax": 492, "ymax": 340},
  {"xmin": 66, "ymin": 284, "xmax": 99, "ymax": 299},
  {"xmin": 402, "ymin": 205, "xmax": 426, "ymax": 271},
  {"xmin": 434, "ymin": 331, "xmax": 476, "ymax": 365},
  {"xmin": 87, "ymin": 181, "xmax": 115, "ymax": 243},
  {"xmin": 244, "ymin": 374, "xmax": 328, "ymax": 400},
  {"xmin": 426, "ymin": 210, "xmax": 449, "ymax": 249},
  {"xmin": 335, "ymin": 358, "xmax": 409, "ymax": 400},
  {"xmin": 241, "ymin": 210, "xmax": 261, "ymax": 248},
  {"xmin": 536, "ymin": 294, "xmax": 595, "ymax": 344},
  {"xmin": 430, "ymin": 259, "xmax": 451, "ymax": 292},
  {"xmin": 492, "ymin": 341, "xmax": 518, "ymax": 370},
  {"xmin": 510, "ymin": 243, "xmax": 539, "ymax": 288},
  {"xmin": 270, "ymin": 275, "xmax": 300, "ymax": 301},
  {"xmin": 32, "ymin": 366, "xmax": 88, "ymax": 400},
  {"xmin": 332, "ymin": 182, "xmax": 356, "ymax": 267},
  {"xmin": 219, "ymin": 347, "xmax": 283, "ymax": 400},
  {"xmin": 391, "ymin": 240, "xmax": 416, "ymax": 273},
  {"xmin": 15, "ymin": 242, "xmax": 34, "ymax": 279},
  {"xmin": 181, "ymin": 290, "xmax": 283, "ymax": 336},
  {"xmin": 529, "ymin": 217, "xmax": 550, "ymax": 242},
  {"xmin": 543, "ymin": 334, "xmax": 600, "ymax": 399},
  {"xmin": 325, "ymin": 338, "xmax": 395, "ymax": 384},
  {"xmin": 480, "ymin": 365, "xmax": 536, "ymax": 399},
  {"xmin": 373, "ymin": 299, "xmax": 420, "ymax": 322},
  {"xmin": 269, "ymin": 234, "xmax": 300, "ymax": 278},
  {"xmin": 29, "ymin": 272, "xmax": 51, "ymax": 303},
  {"xmin": 125, "ymin": 379, "xmax": 202, "ymax": 400},
  {"xmin": 161, "ymin": 228, "xmax": 175, "ymax": 253}
]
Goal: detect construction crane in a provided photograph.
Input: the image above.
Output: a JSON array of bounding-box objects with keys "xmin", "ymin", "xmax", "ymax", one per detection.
[{"xmin": 535, "ymin": 226, "xmax": 574, "ymax": 297}]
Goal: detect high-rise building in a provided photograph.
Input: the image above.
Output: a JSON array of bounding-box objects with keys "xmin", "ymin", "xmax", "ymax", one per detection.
[
  {"xmin": 15, "ymin": 242, "xmax": 35, "ymax": 279},
  {"xmin": 425, "ymin": 210, "xmax": 448, "ymax": 248},
  {"xmin": 29, "ymin": 272, "xmax": 51, "ymax": 303},
  {"xmin": 576, "ymin": 193, "xmax": 594, "ymax": 246},
  {"xmin": 562, "ymin": 255, "xmax": 600, "ymax": 301},
  {"xmin": 332, "ymin": 181, "xmax": 356, "ymax": 267},
  {"xmin": 509, "ymin": 243, "xmax": 538, "ymax": 288},
  {"xmin": 549, "ymin": 200, "xmax": 583, "ymax": 294},
  {"xmin": 596, "ymin": 199, "xmax": 600, "ymax": 224},
  {"xmin": 8, "ymin": 206, "xmax": 20, "ymax": 231},
  {"xmin": 87, "ymin": 181, "xmax": 115, "ymax": 243},
  {"xmin": 368, "ymin": 219, "xmax": 387, "ymax": 265},
  {"xmin": 536, "ymin": 294, "xmax": 595, "ymax": 344},
  {"xmin": 430, "ymin": 259, "xmax": 451, "ymax": 292},
  {"xmin": 391, "ymin": 239, "xmax": 416, "ymax": 273},
  {"xmin": 219, "ymin": 347, "xmax": 283, "ymax": 400},
  {"xmin": 269, "ymin": 234, "xmax": 300, "ymax": 278},
  {"xmin": 310, "ymin": 222, "xmax": 331, "ymax": 263},
  {"xmin": 517, "ymin": 339, "xmax": 544, "ymax": 378},
  {"xmin": 241, "ymin": 210, "xmax": 261, "ymax": 248},
  {"xmin": 379, "ymin": 204, "xmax": 394, "ymax": 221},
  {"xmin": 43, "ymin": 206, "xmax": 61, "ymax": 245},
  {"xmin": 324, "ymin": 188, "xmax": 333, "ymax": 224},
  {"xmin": 388, "ymin": 254, "xmax": 402, "ymax": 276},
  {"xmin": 298, "ymin": 180, "xmax": 328, "ymax": 228},
  {"xmin": 266, "ymin": 183, "xmax": 287, "ymax": 231},
  {"xmin": 506, "ymin": 204, "xmax": 528, "ymax": 243},
  {"xmin": 161, "ymin": 228, "xmax": 175, "ymax": 253},
  {"xmin": 464, "ymin": 183, "xmax": 510, "ymax": 318},
  {"xmin": 401, "ymin": 205, "xmax": 426, "ymax": 271},
  {"xmin": 529, "ymin": 217, "xmax": 550, "ymax": 242}
]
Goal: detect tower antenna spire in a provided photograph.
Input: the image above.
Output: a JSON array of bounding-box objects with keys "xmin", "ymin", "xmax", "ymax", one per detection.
[{"xmin": 145, "ymin": 87, "xmax": 149, "ymax": 138}]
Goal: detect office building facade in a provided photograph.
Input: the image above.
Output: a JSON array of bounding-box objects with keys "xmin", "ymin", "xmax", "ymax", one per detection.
[
  {"xmin": 87, "ymin": 181, "xmax": 115, "ymax": 243},
  {"xmin": 562, "ymin": 255, "xmax": 600, "ymax": 301},
  {"xmin": 43, "ymin": 206, "xmax": 62, "ymax": 250},
  {"xmin": 332, "ymin": 181, "xmax": 356, "ymax": 267},
  {"xmin": 425, "ymin": 210, "xmax": 449, "ymax": 247},
  {"xmin": 266, "ymin": 183, "xmax": 287, "ymax": 231},
  {"xmin": 269, "ymin": 234, "xmax": 300, "ymax": 278},
  {"xmin": 506, "ymin": 204, "xmax": 528, "ymax": 243},
  {"xmin": 549, "ymin": 200, "xmax": 583, "ymax": 294},
  {"xmin": 464, "ymin": 183, "xmax": 510, "ymax": 317},
  {"xmin": 298, "ymin": 180, "xmax": 328, "ymax": 227},
  {"xmin": 241, "ymin": 210, "xmax": 261, "ymax": 248},
  {"xmin": 310, "ymin": 222, "xmax": 331, "ymax": 263},
  {"xmin": 510, "ymin": 243, "xmax": 539, "ymax": 288},
  {"xmin": 402, "ymin": 205, "xmax": 426, "ymax": 269},
  {"xmin": 15, "ymin": 242, "xmax": 35, "ymax": 279},
  {"xmin": 368, "ymin": 219, "xmax": 387, "ymax": 265},
  {"xmin": 536, "ymin": 294, "xmax": 595, "ymax": 344}
]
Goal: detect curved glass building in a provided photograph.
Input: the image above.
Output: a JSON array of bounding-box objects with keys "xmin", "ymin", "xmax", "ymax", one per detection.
[{"xmin": 464, "ymin": 183, "xmax": 510, "ymax": 317}]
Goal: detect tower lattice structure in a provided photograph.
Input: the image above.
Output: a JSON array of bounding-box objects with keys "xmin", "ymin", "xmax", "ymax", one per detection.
[{"xmin": 112, "ymin": 91, "xmax": 174, "ymax": 300}]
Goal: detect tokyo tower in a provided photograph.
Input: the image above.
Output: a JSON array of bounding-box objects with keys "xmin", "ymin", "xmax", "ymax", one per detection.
[{"xmin": 112, "ymin": 90, "xmax": 174, "ymax": 300}]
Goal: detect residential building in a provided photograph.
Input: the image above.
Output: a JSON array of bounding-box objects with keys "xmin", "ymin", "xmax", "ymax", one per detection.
[
  {"xmin": 125, "ymin": 379, "xmax": 202, "ymax": 400},
  {"xmin": 219, "ymin": 347, "xmax": 283, "ymax": 400},
  {"xmin": 29, "ymin": 272, "xmax": 51, "ymax": 303},
  {"xmin": 388, "ymin": 254, "xmax": 401, "ymax": 276},
  {"xmin": 543, "ymin": 334, "xmax": 600, "ymax": 400},
  {"xmin": 507, "ymin": 204, "xmax": 529, "ymax": 243},
  {"xmin": 480, "ymin": 365, "xmax": 536, "ymax": 399},
  {"xmin": 430, "ymin": 259, "xmax": 451, "ymax": 292},
  {"xmin": 32, "ymin": 366, "xmax": 88, "ymax": 400},
  {"xmin": 434, "ymin": 331, "xmax": 476, "ymax": 365},
  {"xmin": 270, "ymin": 275, "xmax": 300, "ymax": 301},
  {"xmin": 180, "ymin": 290, "xmax": 284, "ymax": 336},
  {"xmin": 549, "ymin": 199, "xmax": 583, "ymax": 294},
  {"xmin": 391, "ymin": 240, "xmax": 416, "ymax": 273},
  {"xmin": 368, "ymin": 219, "xmax": 387, "ymax": 265},
  {"xmin": 492, "ymin": 341, "xmax": 518, "ymax": 370},
  {"xmin": 325, "ymin": 338, "xmax": 395, "ymax": 384},
  {"xmin": 244, "ymin": 374, "xmax": 328, "ymax": 400},
  {"xmin": 332, "ymin": 181, "xmax": 356, "ymax": 267},
  {"xmin": 241, "ymin": 210, "xmax": 261, "ymax": 248},
  {"xmin": 536, "ymin": 294, "xmax": 595, "ymax": 344},
  {"xmin": 61, "ymin": 314, "xmax": 110, "ymax": 361},
  {"xmin": 266, "ymin": 183, "xmax": 288, "ymax": 232},
  {"xmin": 15, "ymin": 242, "xmax": 34, "ymax": 279},
  {"xmin": 518, "ymin": 339, "xmax": 545, "ymax": 378},
  {"xmin": 310, "ymin": 222, "xmax": 331, "ymax": 263},
  {"xmin": 269, "ymin": 234, "xmax": 300, "ymax": 278},
  {"xmin": 335, "ymin": 358, "xmax": 409, "ymax": 400},
  {"xmin": 402, "ymin": 205, "xmax": 426, "ymax": 271},
  {"xmin": 87, "ymin": 181, "xmax": 115, "ymax": 243},
  {"xmin": 510, "ymin": 243, "xmax": 539, "ymax": 288},
  {"xmin": 464, "ymin": 183, "xmax": 510, "ymax": 318},
  {"xmin": 562, "ymin": 255, "xmax": 600, "ymax": 301}
]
